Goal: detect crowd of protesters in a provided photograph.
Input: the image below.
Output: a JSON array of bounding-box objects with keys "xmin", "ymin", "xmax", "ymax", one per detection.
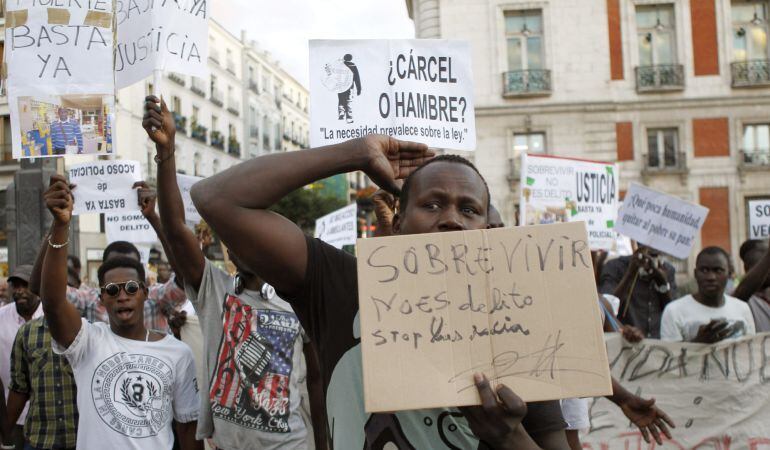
[{"xmin": 0, "ymin": 95, "xmax": 767, "ymax": 449}]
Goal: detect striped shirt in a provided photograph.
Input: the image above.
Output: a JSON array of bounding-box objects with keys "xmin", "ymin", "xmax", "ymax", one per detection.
[
  {"xmin": 10, "ymin": 318, "xmax": 78, "ymax": 449},
  {"xmin": 50, "ymin": 119, "xmax": 83, "ymax": 152}
]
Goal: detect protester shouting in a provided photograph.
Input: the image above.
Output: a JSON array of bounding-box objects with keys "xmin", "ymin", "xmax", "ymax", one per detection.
[
  {"xmin": 190, "ymin": 132, "xmax": 569, "ymax": 449},
  {"xmin": 29, "ymin": 185, "xmax": 186, "ymax": 333},
  {"xmin": 661, "ymin": 247, "xmax": 756, "ymax": 342},
  {"xmin": 39, "ymin": 175, "xmax": 201, "ymax": 450},
  {"xmin": 143, "ymin": 96, "xmax": 325, "ymax": 450}
]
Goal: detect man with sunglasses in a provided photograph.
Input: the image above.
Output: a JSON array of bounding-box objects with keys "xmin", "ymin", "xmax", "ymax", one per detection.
[
  {"xmin": 142, "ymin": 96, "xmax": 322, "ymax": 450},
  {"xmin": 661, "ymin": 247, "xmax": 755, "ymax": 342},
  {"xmin": 39, "ymin": 175, "xmax": 202, "ymax": 450}
]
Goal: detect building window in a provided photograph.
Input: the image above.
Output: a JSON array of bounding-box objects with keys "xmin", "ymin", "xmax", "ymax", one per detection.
[
  {"xmin": 505, "ymin": 10, "xmax": 543, "ymax": 71},
  {"xmin": 742, "ymin": 123, "xmax": 770, "ymax": 163},
  {"xmin": 171, "ymin": 96, "xmax": 181, "ymax": 112},
  {"xmin": 636, "ymin": 5, "xmax": 676, "ymax": 66},
  {"xmin": 212, "ymin": 115, "xmax": 218, "ymax": 132},
  {"xmin": 733, "ymin": 1, "xmax": 769, "ymax": 62},
  {"xmin": 646, "ymin": 128, "xmax": 679, "ymax": 168},
  {"xmin": 192, "ymin": 106, "xmax": 199, "ymax": 123},
  {"xmin": 509, "ymin": 132, "xmax": 545, "ymax": 182}
]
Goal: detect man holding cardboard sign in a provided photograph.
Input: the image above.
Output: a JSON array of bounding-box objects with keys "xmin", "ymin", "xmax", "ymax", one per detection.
[{"xmin": 188, "ymin": 131, "xmax": 622, "ymax": 447}]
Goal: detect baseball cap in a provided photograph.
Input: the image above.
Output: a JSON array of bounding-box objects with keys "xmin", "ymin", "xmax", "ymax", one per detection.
[{"xmin": 8, "ymin": 265, "xmax": 33, "ymax": 284}]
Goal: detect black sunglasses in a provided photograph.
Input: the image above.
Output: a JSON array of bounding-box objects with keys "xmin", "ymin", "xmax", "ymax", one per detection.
[{"xmin": 101, "ymin": 280, "xmax": 144, "ymax": 297}]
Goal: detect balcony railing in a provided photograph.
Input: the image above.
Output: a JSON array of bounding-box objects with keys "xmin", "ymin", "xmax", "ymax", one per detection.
[
  {"xmin": 227, "ymin": 98, "xmax": 240, "ymax": 116},
  {"xmin": 635, "ymin": 64, "xmax": 684, "ymax": 92},
  {"xmin": 211, "ymin": 131, "xmax": 225, "ymax": 149},
  {"xmin": 731, "ymin": 60, "xmax": 770, "ymax": 88},
  {"xmin": 228, "ymin": 137, "xmax": 241, "ymax": 156},
  {"xmin": 172, "ymin": 112, "xmax": 187, "ymax": 134},
  {"xmin": 190, "ymin": 77, "xmax": 206, "ymax": 97},
  {"xmin": 210, "ymin": 88, "xmax": 223, "ymax": 107},
  {"xmin": 502, "ymin": 70, "xmax": 551, "ymax": 97},
  {"xmin": 209, "ymin": 48, "xmax": 220, "ymax": 64},
  {"xmin": 191, "ymin": 123, "xmax": 207, "ymax": 143},
  {"xmin": 168, "ymin": 72, "xmax": 186, "ymax": 86},
  {"xmin": 740, "ymin": 149, "xmax": 770, "ymax": 168},
  {"xmin": 642, "ymin": 151, "xmax": 688, "ymax": 175}
]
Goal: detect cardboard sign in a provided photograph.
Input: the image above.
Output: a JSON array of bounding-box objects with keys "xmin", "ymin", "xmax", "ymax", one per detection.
[
  {"xmin": 520, "ymin": 154, "xmax": 619, "ymax": 250},
  {"xmin": 356, "ymin": 222, "xmax": 612, "ymax": 412},
  {"xmin": 582, "ymin": 334, "xmax": 770, "ymax": 448},
  {"xmin": 310, "ymin": 39, "xmax": 476, "ymax": 151},
  {"xmin": 748, "ymin": 199, "xmax": 770, "ymax": 239},
  {"xmin": 68, "ymin": 160, "xmax": 143, "ymax": 215},
  {"xmin": 105, "ymin": 212, "xmax": 157, "ymax": 243},
  {"xmin": 615, "ymin": 183, "xmax": 709, "ymax": 259},
  {"xmin": 177, "ymin": 174, "xmax": 204, "ymax": 224},
  {"xmin": 116, "ymin": 0, "xmax": 209, "ymax": 88},
  {"xmin": 5, "ymin": 2, "xmax": 115, "ymax": 158},
  {"xmin": 315, "ymin": 203, "xmax": 357, "ymax": 249}
]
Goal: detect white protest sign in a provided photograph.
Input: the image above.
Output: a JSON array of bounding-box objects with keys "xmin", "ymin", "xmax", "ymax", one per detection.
[
  {"xmin": 356, "ymin": 222, "xmax": 612, "ymax": 412},
  {"xmin": 615, "ymin": 183, "xmax": 709, "ymax": 259},
  {"xmin": 116, "ymin": 0, "xmax": 208, "ymax": 88},
  {"xmin": 5, "ymin": 1, "xmax": 116, "ymax": 159},
  {"xmin": 105, "ymin": 212, "xmax": 157, "ymax": 243},
  {"xmin": 748, "ymin": 200, "xmax": 770, "ymax": 239},
  {"xmin": 310, "ymin": 40, "xmax": 476, "ymax": 151},
  {"xmin": 520, "ymin": 154, "xmax": 619, "ymax": 250},
  {"xmin": 177, "ymin": 174, "xmax": 204, "ymax": 224},
  {"xmin": 582, "ymin": 334, "xmax": 770, "ymax": 449},
  {"xmin": 315, "ymin": 203, "xmax": 357, "ymax": 249},
  {"xmin": 68, "ymin": 160, "xmax": 143, "ymax": 215}
]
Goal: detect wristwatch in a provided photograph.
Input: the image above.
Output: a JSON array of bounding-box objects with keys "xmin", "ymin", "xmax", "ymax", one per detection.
[{"xmin": 654, "ymin": 282, "xmax": 671, "ymax": 294}]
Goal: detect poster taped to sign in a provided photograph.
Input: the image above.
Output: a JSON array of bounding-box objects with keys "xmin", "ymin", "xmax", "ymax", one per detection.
[{"xmin": 4, "ymin": 1, "xmax": 115, "ymax": 159}]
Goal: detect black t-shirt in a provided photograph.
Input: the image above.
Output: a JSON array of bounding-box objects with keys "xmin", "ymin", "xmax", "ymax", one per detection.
[{"xmin": 283, "ymin": 236, "xmax": 565, "ymax": 448}]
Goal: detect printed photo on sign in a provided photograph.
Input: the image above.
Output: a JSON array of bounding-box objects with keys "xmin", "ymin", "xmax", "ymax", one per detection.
[
  {"xmin": 116, "ymin": 0, "xmax": 209, "ymax": 88},
  {"xmin": 310, "ymin": 39, "xmax": 476, "ymax": 151},
  {"xmin": 519, "ymin": 154, "xmax": 618, "ymax": 250},
  {"xmin": 12, "ymin": 94, "xmax": 113, "ymax": 158},
  {"xmin": 210, "ymin": 296, "xmax": 300, "ymax": 433}
]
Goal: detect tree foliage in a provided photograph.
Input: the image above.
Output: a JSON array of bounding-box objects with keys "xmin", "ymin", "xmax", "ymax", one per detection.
[{"xmin": 269, "ymin": 187, "xmax": 348, "ymax": 234}]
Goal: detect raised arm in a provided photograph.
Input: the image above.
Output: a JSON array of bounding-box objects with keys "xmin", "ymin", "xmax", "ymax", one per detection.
[
  {"xmin": 40, "ymin": 175, "xmax": 82, "ymax": 347},
  {"xmin": 29, "ymin": 225, "xmax": 52, "ymax": 296},
  {"xmin": 190, "ymin": 135, "xmax": 432, "ymax": 297},
  {"xmin": 142, "ymin": 96, "xmax": 205, "ymax": 290},
  {"xmin": 733, "ymin": 246, "xmax": 770, "ymax": 301}
]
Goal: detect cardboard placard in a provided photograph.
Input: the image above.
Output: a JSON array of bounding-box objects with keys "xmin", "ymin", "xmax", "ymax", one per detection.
[
  {"xmin": 177, "ymin": 174, "xmax": 204, "ymax": 224},
  {"xmin": 748, "ymin": 199, "xmax": 770, "ymax": 240},
  {"xmin": 582, "ymin": 334, "xmax": 770, "ymax": 447},
  {"xmin": 68, "ymin": 160, "xmax": 143, "ymax": 215},
  {"xmin": 5, "ymin": 2, "xmax": 116, "ymax": 159},
  {"xmin": 520, "ymin": 154, "xmax": 619, "ymax": 250},
  {"xmin": 314, "ymin": 203, "xmax": 357, "ymax": 249},
  {"xmin": 105, "ymin": 212, "xmax": 157, "ymax": 243},
  {"xmin": 356, "ymin": 222, "xmax": 612, "ymax": 413},
  {"xmin": 116, "ymin": 0, "xmax": 209, "ymax": 88},
  {"xmin": 310, "ymin": 39, "xmax": 476, "ymax": 151},
  {"xmin": 615, "ymin": 183, "xmax": 709, "ymax": 259}
]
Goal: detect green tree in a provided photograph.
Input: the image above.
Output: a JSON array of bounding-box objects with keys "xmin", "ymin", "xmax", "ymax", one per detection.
[{"xmin": 270, "ymin": 187, "xmax": 348, "ymax": 234}]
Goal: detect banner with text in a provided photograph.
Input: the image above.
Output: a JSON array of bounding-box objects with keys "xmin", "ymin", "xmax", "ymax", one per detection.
[
  {"xmin": 520, "ymin": 154, "xmax": 619, "ymax": 250},
  {"xmin": 116, "ymin": 0, "xmax": 209, "ymax": 88},
  {"xmin": 748, "ymin": 199, "xmax": 770, "ymax": 240},
  {"xmin": 582, "ymin": 334, "xmax": 770, "ymax": 449},
  {"xmin": 310, "ymin": 39, "xmax": 476, "ymax": 150},
  {"xmin": 615, "ymin": 183, "xmax": 708, "ymax": 259},
  {"xmin": 68, "ymin": 160, "xmax": 142, "ymax": 215},
  {"xmin": 356, "ymin": 222, "xmax": 612, "ymax": 412},
  {"xmin": 177, "ymin": 174, "xmax": 203, "ymax": 224},
  {"xmin": 105, "ymin": 212, "xmax": 157, "ymax": 243},
  {"xmin": 315, "ymin": 203, "xmax": 357, "ymax": 249},
  {"xmin": 5, "ymin": 1, "xmax": 115, "ymax": 159}
]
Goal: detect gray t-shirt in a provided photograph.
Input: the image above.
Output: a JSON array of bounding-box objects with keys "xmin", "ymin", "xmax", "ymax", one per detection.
[{"xmin": 185, "ymin": 260, "xmax": 308, "ymax": 449}]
